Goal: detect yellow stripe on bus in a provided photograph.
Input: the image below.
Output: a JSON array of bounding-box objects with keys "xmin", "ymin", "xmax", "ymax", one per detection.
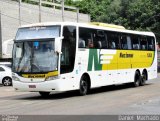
[
  {"xmin": 22, "ymin": 71, "xmax": 58, "ymax": 78},
  {"xmin": 101, "ymin": 50, "xmax": 154, "ymax": 70}
]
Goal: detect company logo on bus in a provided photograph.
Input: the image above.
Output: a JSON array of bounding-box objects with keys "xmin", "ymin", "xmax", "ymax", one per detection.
[
  {"xmin": 28, "ymin": 75, "xmax": 45, "ymax": 78},
  {"xmin": 87, "ymin": 49, "xmax": 116, "ymax": 71}
]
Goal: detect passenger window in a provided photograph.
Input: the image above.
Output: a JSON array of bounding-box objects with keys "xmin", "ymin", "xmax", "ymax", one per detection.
[
  {"xmin": 140, "ymin": 36, "xmax": 148, "ymax": 50},
  {"xmin": 79, "ymin": 27, "xmax": 95, "ymax": 48},
  {"xmin": 79, "ymin": 38, "xmax": 86, "ymax": 48},
  {"xmin": 120, "ymin": 34, "xmax": 132, "ymax": 50},
  {"xmin": 79, "ymin": 27, "xmax": 104, "ymax": 49},
  {"xmin": 79, "ymin": 27, "xmax": 88, "ymax": 48},
  {"xmin": 96, "ymin": 30, "xmax": 107, "ymax": 49},
  {"xmin": 108, "ymin": 32, "xmax": 120, "ymax": 49},
  {"xmin": 127, "ymin": 36, "xmax": 132, "ymax": 49},
  {"xmin": 132, "ymin": 35, "xmax": 140, "ymax": 50},
  {"xmin": 147, "ymin": 37, "xmax": 155, "ymax": 51},
  {"xmin": 120, "ymin": 35, "xmax": 127, "ymax": 49}
]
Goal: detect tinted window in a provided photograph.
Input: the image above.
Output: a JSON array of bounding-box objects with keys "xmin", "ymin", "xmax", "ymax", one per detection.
[
  {"xmin": 96, "ymin": 30, "xmax": 108, "ymax": 49},
  {"xmin": 120, "ymin": 34, "xmax": 132, "ymax": 50},
  {"xmin": 140, "ymin": 36, "xmax": 148, "ymax": 50},
  {"xmin": 107, "ymin": 32, "xmax": 120, "ymax": 49},
  {"xmin": 79, "ymin": 27, "xmax": 96, "ymax": 48},
  {"xmin": 131, "ymin": 35, "xmax": 140, "ymax": 50},
  {"xmin": 60, "ymin": 26, "xmax": 76, "ymax": 74},
  {"xmin": 79, "ymin": 27, "xmax": 108, "ymax": 49},
  {"xmin": 147, "ymin": 36, "xmax": 155, "ymax": 51}
]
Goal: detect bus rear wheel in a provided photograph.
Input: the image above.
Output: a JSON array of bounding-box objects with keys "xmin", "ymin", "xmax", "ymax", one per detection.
[
  {"xmin": 140, "ymin": 71, "xmax": 147, "ymax": 86},
  {"xmin": 79, "ymin": 77, "xmax": 89, "ymax": 96},
  {"xmin": 133, "ymin": 71, "xmax": 141, "ymax": 87},
  {"xmin": 39, "ymin": 92, "xmax": 50, "ymax": 97}
]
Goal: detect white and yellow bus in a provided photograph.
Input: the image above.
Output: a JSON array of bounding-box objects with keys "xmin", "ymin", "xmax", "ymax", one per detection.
[{"xmin": 12, "ymin": 22, "xmax": 157, "ymax": 96}]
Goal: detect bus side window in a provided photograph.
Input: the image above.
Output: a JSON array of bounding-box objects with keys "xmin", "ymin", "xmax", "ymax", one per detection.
[
  {"xmin": 108, "ymin": 32, "xmax": 120, "ymax": 49},
  {"xmin": 120, "ymin": 34, "xmax": 128, "ymax": 49},
  {"xmin": 140, "ymin": 36, "xmax": 148, "ymax": 50},
  {"xmin": 120, "ymin": 34, "xmax": 132, "ymax": 50},
  {"xmin": 96, "ymin": 30, "xmax": 107, "ymax": 49},
  {"xmin": 132, "ymin": 35, "xmax": 140, "ymax": 50},
  {"xmin": 79, "ymin": 27, "xmax": 93, "ymax": 48},
  {"xmin": 79, "ymin": 27, "xmax": 99, "ymax": 49},
  {"xmin": 79, "ymin": 38, "xmax": 85, "ymax": 48},
  {"xmin": 147, "ymin": 36, "xmax": 155, "ymax": 50},
  {"xmin": 108, "ymin": 33, "xmax": 115, "ymax": 49},
  {"xmin": 127, "ymin": 35, "xmax": 132, "ymax": 49}
]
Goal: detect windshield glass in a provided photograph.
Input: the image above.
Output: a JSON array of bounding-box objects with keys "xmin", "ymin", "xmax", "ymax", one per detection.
[
  {"xmin": 16, "ymin": 26, "xmax": 60, "ymax": 40},
  {"xmin": 12, "ymin": 40, "xmax": 58, "ymax": 73}
]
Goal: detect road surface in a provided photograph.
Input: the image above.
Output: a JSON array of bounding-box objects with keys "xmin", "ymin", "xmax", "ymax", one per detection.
[{"xmin": 0, "ymin": 74, "xmax": 160, "ymax": 115}]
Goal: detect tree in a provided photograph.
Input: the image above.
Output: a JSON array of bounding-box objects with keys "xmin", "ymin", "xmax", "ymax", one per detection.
[
  {"xmin": 72, "ymin": 0, "xmax": 112, "ymax": 21},
  {"xmin": 19, "ymin": 0, "xmax": 160, "ymax": 41},
  {"xmin": 73, "ymin": 0, "xmax": 160, "ymax": 41}
]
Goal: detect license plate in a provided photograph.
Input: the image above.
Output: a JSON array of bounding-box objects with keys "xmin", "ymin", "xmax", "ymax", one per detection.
[{"xmin": 29, "ymin": 85, "xmax": 36, "ymax": 88}]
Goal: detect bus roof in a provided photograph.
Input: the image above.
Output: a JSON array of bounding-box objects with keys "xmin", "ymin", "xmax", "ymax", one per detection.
[
  {"xmin": 90, "ymin": 22, "xmax": 126, "ymax": 30},
  {"xmin": 20, "ymin": 22, "xmax": 155, "ymax": 37}
]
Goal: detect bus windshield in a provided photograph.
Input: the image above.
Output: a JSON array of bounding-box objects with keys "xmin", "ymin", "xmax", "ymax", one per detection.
[{"xmin": 12, "ymin": 40, "xmax": 58, "ymax": 73}]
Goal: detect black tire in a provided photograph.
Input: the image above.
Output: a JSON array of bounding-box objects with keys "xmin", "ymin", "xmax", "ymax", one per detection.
[
  {"xmin": 39, "ymin": 92, "xmax": 50, "ymax": 97},
  {"xmin": 133, "ymin": 71, "xmax": 141, "ymax": 87},
  {"xmin": 140, "ymin": 71, "xmax": 147, "ymax": 86},
  {"xmin": 79, "ymin": 77, "xmax": 89, "ymax": 96},
  {"xmin": 2, "ymin": 77, "xmax": 12, "ymax": 86}
]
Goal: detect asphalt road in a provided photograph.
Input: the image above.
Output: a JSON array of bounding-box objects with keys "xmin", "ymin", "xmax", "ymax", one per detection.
[{"xmin": 0, "ymin": 74, "xmax": 160, "ymax": 115}]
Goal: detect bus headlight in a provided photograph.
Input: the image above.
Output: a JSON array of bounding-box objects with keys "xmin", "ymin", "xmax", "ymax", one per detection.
[
  {"xmin": 45, "ymin": 76, "xmax": 59, "ymax": 81},
  {"xmin": 12, "ymin": 75, "xmax": 20, "ymax": 81}
]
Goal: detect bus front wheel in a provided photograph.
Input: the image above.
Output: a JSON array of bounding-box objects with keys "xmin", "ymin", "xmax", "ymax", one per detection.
[{"xmin": 79, "ymin": 77, "xmax": 89, "ymax": 96}]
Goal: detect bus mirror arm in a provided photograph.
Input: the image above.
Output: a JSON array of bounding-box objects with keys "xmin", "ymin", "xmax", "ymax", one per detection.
[
  {"xmin": 55, "ymin": 37, "xmax": 63, "ymax": 54},
  {"xmin": 55, "ymin": 51, "xmax": 62, "ymax": 55}
]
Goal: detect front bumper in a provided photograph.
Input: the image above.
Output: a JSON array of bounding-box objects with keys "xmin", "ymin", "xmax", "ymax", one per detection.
[{"xmin": 13, "ymin": 78, "xmax": 77, "ymax": 92}]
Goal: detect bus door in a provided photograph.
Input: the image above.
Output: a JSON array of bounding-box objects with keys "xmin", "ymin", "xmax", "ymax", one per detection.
[{"xmin": 60, "ymin": 26, "xmax": 76, "ymax": 74}]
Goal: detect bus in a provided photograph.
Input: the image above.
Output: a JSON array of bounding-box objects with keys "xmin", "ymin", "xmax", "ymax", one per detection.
[{"xmin": 12, "ymin": 22, "xmax": 157, "ymax": 96}]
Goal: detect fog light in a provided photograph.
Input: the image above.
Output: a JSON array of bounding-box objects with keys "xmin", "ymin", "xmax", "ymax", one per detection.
[{"xmin": 45, "ymin": 76, "xmax": 59, "ymax": 81}]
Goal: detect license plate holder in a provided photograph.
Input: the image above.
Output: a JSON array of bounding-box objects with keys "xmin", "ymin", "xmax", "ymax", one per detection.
[{"xmin": 29, "ymin": 85, "xmax": 36, "ymax": 88}]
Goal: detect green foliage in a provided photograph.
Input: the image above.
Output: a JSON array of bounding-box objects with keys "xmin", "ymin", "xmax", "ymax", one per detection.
[
  {"xmin": 73, "ymin": 0, "xmax": 112, "ymax": 21},
  {"xmin": 71, "ymin": 0, "xmax": 160, "ymax": 42},
  {"xmin": 18, "ymin": 0, "xmax": 160, "ymax": 41}
]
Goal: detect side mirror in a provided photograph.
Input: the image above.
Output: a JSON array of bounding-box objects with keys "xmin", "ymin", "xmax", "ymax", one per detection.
[{"xmin": 55, "ymin": 37, "xmax": 63, "ymax": 54}]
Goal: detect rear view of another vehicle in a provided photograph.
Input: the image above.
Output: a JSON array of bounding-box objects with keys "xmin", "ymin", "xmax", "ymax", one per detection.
[{"xmin": 0, "ymin": 65, "xmax": 12, "ymax": 86}]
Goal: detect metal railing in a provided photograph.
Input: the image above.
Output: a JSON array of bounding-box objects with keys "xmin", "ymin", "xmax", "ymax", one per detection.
[{"xmin": 18, "ymin": 0, "xmax": 80, "ymax": 25}]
